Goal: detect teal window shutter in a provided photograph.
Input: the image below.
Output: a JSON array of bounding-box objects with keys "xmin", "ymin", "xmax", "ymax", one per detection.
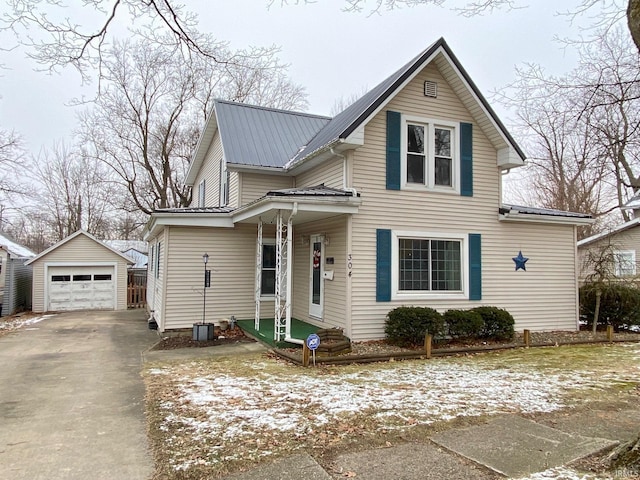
[
  {"xmin": 376, "ymin": 229, "xmax": 392, "ymax": 301},
  {"xmin": 386, "ymin": 111, "xmax": 401, "ymax": 190},
  {"xmin": 460, "ymin": 122, "xmax": 473, "ymax": 197},
  {"xmin": 468, "ymin": 233, "xmax": 482, "ymax": 300}
]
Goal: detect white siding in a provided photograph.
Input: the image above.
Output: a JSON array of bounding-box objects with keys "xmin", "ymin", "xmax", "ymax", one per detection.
[
  {"xmin": 240, "ymin": 173, "xmax": 293, "ymax": 205},
  {"xmin": 192, "ymin": 130, "xmax": 223, "ymax": 207},
  {"xmin": 148, "ymin": 230, "xmax": 168, "ymax": 329},
  {"xmin": 348, "ymin": 62, "xmax": 579, "ymax": 340},
  {"xmin": 291, "ymin": 216, "xmax": 349, "ymax": 334},
  {"xmin": 229, "ymin": 171, "xmax": 239, "ymax": 208},
  {"xmin": 31, "ymin": 234, "xmax": 129, "ymax": 313},
  {"xmin": 162, "ymin": 225, "xmax": 258, "ymax": 330},
  {"xmin": 295, "ymin": 156, "xmax": 344, "ymax": 190}
]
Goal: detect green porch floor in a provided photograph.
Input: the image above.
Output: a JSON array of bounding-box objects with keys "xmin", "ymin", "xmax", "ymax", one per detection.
[{"xmin": 237, "ymin": 318, "xmax": 320, "ymax": 348}]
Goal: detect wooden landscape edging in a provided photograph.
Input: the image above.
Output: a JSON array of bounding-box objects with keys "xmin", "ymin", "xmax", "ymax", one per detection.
[{"xmin": 272, "ymin": 336, "xmax": 640, "ymax": 367}]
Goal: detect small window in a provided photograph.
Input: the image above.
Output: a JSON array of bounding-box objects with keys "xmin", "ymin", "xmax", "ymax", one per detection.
[
  {"xmin": 614, "ymin": 250, "xmax": 636, "ymax": 277},
  {"xmin": 52, "ymin": 275, "xmax": 71, "ymax": 282},
  {"xmin": 155, "ymin": 242, "xmax": 162, "ymax": 279},
  {"xmin": 261, "ymin": 244, "xmax": 276, "ymax": 296},
  {"xmin": 198, "ymin": 179, "xmax": 206, "ymax": 208},
  {"xmin": 219, "ymin": 160, "xmax": 229, "ymax": 206},
  {"xmin": 73, "ymin": 274, "xmax": 92, "ymax": 281},
  {"xmin": 94, "ymin": 274, "xmax": 112, "ymax": 281}
]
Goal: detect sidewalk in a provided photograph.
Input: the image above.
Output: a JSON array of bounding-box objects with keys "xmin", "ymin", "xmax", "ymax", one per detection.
[
  {"xmin": 219, "ymin": 411, "xmax": 627, "ymax": 479},
  {"xmin": 143, "ymin": 342, "xmax": 636, "ymax": 480}
]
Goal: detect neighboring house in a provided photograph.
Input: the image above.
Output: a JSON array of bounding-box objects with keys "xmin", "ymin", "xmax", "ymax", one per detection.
[
  {"xmin": 144, "ymin": 37, "xmax": 592, "ymax": 341},
  {"xmin": 26, "ymin": 230, "xmax": 134, "ymax": 312},
  {"xmin": 104, "ymin": 240, "xmax": 149, "ymax": 270},
  {"xmin": 577, "ymin": 217, "xmax": 640, "ymax": 283},
  {"xmin": 0, "ymin": 233, "xmax": 35, "ymax": 317}
]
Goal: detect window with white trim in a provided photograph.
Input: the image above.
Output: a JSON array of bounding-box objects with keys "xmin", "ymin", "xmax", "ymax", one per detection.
[
  {"xmin": 197, "ymin": 179, "xmax": 206, "ymax": 207},
  {"xmin": 614, "ymin": 250, "xmax": 636, "ymax": 277},
  {"xmin": 219, "ymin": 160, "xmax": 229, "ymax": 206},
  {"xmin": 392, "ymin": 231, "xmax": 467, "ymax": 299},
  {"xmin": 260, "ymin": 242, "xmax": 276, "ymax": 297},
  {"xmin": 403, "ymin": 117, "xmax": 458, "ymax": 191},
  {"xmin": 155, "ymin": 242, "xmax": 162, "ymax": 279}
]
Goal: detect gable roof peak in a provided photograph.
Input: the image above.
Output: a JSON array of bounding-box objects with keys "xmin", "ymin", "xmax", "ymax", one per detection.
[
  {"xmin": 214, "ymin": 98, "xmax": 330, "ymax": 121},
  {"xmin": 288, "ymin": 36, "xmax": 525, "ymax": 169}
]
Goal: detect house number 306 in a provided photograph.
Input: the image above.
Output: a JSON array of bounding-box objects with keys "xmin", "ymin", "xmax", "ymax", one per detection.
[{"xmin": 347, "ymin": 254, "xmax": 353, "ymax": 277}]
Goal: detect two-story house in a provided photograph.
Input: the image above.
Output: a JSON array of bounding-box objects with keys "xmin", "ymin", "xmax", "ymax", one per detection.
[{"xmin": 143, "ymin": 38, "xmax": 592, "ymax": 342}]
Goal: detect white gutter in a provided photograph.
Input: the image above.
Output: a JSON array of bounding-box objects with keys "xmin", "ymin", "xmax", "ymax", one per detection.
[{"xmin": 498, "ymin": 211, "xmax": 594, "ymax": 226}]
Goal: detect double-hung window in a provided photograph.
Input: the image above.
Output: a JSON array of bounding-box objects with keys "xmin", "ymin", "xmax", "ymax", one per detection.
[
  {"xmin": 260, "ymin": 243, "xmax": 276, "ymax": 297},
  {"xmin": 392, "ymin": 231, "xmax": 467, "ymax": 299},
  {"xmin": 614, "ymin": 250, "xmax": 636, "ymax": 277},
  {"xmin": 404, "ymin": 117, "xmax": 457, "ymax": 191}
]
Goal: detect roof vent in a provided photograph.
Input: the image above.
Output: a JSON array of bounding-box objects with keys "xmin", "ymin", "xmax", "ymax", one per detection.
[{"xmin": 424, "ymin": 81, "xmax": 437, "ymax": 98}]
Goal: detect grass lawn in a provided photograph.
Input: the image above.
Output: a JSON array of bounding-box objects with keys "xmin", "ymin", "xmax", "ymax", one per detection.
[{"xmin": 144, "ymin": 343, "xmax": 640, "ymax": 479}]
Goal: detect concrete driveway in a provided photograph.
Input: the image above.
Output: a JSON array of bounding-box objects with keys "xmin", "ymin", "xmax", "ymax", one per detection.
[{"xmin": 0, "ymin": 310, "xmax": 159, "ymax": 480}]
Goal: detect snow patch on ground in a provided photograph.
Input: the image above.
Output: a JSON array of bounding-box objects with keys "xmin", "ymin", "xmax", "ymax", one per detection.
[
  {"xmin": 516, "ymin": 466, "xmax": 613, "ymax": 479},
  {"xmin": 0, "ymin": 314, "xmax": 54, "ymax": 331},
  {"xmin": 155, "ymin": 357, "xmax": 614, "ymax": 472}
]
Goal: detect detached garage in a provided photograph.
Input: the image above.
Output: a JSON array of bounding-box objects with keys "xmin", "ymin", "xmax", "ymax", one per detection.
[{"xmin": 27, "ymin": 230, "xmax": 134, "ymax": 312}]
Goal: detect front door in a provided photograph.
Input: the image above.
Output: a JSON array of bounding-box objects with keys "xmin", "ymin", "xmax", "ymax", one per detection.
[{"xmin": 309, "ymin": 235, "xmax": 324, "ymax": 319}]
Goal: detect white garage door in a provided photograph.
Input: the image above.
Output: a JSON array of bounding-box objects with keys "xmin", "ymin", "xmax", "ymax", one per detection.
[{"xmin": 48, "ymin": 266, "xmax": 116, "ymax": 311}]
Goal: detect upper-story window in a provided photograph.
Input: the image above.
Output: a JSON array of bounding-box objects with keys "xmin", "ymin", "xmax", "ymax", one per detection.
[
  {"xmin": 219, "ymin": 160, "xmax": 229, "ymax": 206},
  {"xmin": 403, "ymin": 117, "xmax": 458, "ymax": 192},
  {"xmin": 197, "ymin": 179, "xmax": 206, "ymax": 208}
]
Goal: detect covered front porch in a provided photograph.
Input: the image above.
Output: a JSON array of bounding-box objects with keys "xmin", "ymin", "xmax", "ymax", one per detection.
[
  {"xmin": 234, "ymin": 185, "xmax": 360, "ymax": 344},
  {"xmin": 236, "ymin": 317, "xmax": 320, "ymax": 348}
]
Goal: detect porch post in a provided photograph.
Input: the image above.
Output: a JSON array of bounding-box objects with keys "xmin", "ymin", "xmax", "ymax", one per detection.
[
  {"xmin": 255, "ymin": 218, "xmax": 263, "ymax": 330},
  {"xmin": 274, "ymin": 206, "xmax": 296, "ymax": 342},
  {"xmin": 274, "ymin": 210, "xmax": 286, "ymax": 342},
  {"xmin": 285, "ymin": 209, "xmax": 294, "ymax": 340}
]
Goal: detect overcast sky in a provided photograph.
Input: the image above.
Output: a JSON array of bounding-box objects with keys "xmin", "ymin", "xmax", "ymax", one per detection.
[{"xmin": 0, "ymin": 0, "xmax": 598, "ymax": 157}]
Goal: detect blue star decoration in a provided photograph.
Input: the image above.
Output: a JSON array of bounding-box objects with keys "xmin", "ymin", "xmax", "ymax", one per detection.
[{"xmin": 512, "ymin": 251, "xmax": 529, "ymax": 271}]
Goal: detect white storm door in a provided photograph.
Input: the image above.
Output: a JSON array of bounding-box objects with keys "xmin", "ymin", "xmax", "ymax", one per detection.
[{"xmin": 309, "ymin": 235, "xmax": 324, "ymax": 319}]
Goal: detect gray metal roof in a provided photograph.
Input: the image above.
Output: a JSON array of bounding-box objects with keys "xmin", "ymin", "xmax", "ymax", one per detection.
[
  {"xmin": 215, "ymin": 100, "xmax": 330, "ymax": 168},
  {"xmin": 288, "ymin": 37, "xmax": 526, "ymax": 167},
  {"xmin": 500, "ymin": 204, "xmax": 592, "ymax": 219},
  {"xmin": 154, "ymin": 206, "xmax": 234, "ymax": 214},
  {"xmin": 266, "ymin": 185, "xmax": 356, "ymax": 197}
]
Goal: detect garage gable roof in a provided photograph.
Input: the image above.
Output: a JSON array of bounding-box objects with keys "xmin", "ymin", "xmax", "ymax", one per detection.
[{"xmin": 25, "ymin": 230, "xmax": 135, "ymax": 266}]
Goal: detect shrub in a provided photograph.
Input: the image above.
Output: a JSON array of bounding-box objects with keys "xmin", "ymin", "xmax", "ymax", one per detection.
[
  {"xmin": 472, "ymin": 306, "xmax": 515, "ymax": 341},
  {"xmin": 444, "ymin": 309, "xmax": 484, "ymax": 340},
  {"xmin": 580, "ymin": 283, "xmax": 640, "ymax": 331},
  {"xmin": 385, "ymin": 306, "xmax": 445, "ymax": 347}
]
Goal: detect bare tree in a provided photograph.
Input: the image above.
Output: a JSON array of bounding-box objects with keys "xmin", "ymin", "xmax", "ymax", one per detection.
[
  {"xmin": 79, "ymin": 37, "xmax": 307, "ymax": 215},
  {"xmin": 31, "ymin": 141, "xmax": 117, "ymax": 241},
  {"xmin": 499, "ymin": 27, "xmax": 640, "ymax": 231},
  {"xmin": 1, "ymin": 0, "xmax": 226, "ymax": 81},
  {"xmin": 291, "ymin": 0, "xmax": 640, "ymax": 53},
  {"xmin": 2, "ymin": 208, "xmax": 54, "ymax": 253},
  {"xmin": 0, "ymin": 128, "xmax": 28, "ymax": 199},
  {"xmin": 330, "ymin": 87, "xmax": 369, "ymax": 116}
]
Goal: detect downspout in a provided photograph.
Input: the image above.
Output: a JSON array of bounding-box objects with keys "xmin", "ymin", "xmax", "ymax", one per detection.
[
  {"xmin": 331, "ymin": 147, "xmax": 358, "ymax": 197},
  {"xmin": 284, "ymin": 202, "xmax": 303, "ymax": 345}
]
